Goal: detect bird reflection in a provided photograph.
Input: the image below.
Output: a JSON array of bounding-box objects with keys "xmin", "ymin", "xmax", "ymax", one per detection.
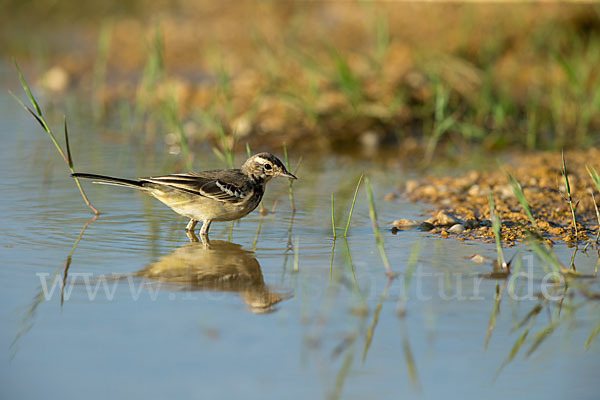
[{"xmin": 135, "ymin": 239, "xmax": 288, "ymax": 313}]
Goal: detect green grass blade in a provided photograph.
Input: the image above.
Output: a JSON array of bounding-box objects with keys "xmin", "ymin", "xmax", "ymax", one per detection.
[
  {"xmin": 501, "ymin": 166, "xmax": 538, "ymax": 231},
  {"xmin": 402, "ymin": 333, "xmax": 420, "ymax": 390},
  {"xmin": 561, "ymin": 150, "xmax": 578, "ymax": 238},
  {"xmin": 12, "ymin": 61, "xmax": 99, "ymax": 215},
  {"xmin": 13, "ymin": 58, "xmax": 42, "ymax": 116},
  {"xmin": 517, "ymin": 303, "xmax": 543, "ymax": 329},
  {"xmin": 587, "ymin": 165, "xmax": 600, "ymax": 191},
  {"xmin": 342, "ymin": 238, "xmax": 359, "ymax": 290},
  {"xmin": 10, "ymin": 91, "xmax": 46, "ymax": 131},
  {"xmin": 526, "ymin": 235, "xmax": 565, "ymax": 274},
  {"xmin": 586, "ymin": 166, "xmax": 600, "ymax": 241},
  {"xmin": 561, "ymin": 150, "xmax": 571, "ymax": 195},
  {"xmin": 405, "ymin": 240, "xmax": 421, "ymax": 292},
  {"xmin": 331, "ymin": 193, "xmax": 336, "ymax": 238},
  {"xmin": 585, "ymin": 321, "xmax": 600, "ymax": 350},
  {"xmin": 591, "ymin": 192, "xmax": 600, "ymax": 243},
  {"xmin": 489, "ymin": 194, "xmax": 507, "ymax": 268},
  {"xmin": 362, "ymin": 281, "xmax": 390, "ymax": 363},
  {"xmin": 12, "ymin": 61, "xmax": 68, "ymax": 164},
  {"xmin": 64, "ymin": 117, "xmax": 73, "ymax": 168},
  {"xmin": 344, "ymin": 174, "xmax": 363, "ymax": 237},
  {"xmin": 485, "ymin": 281, "xmax": 505, "ymax": 350},
  {"xmin": 331, "ymin": 348, "xmax": 354, "ymax": 400},
  {"xmin": 526, "ymin": 321, "xmax": 558, "ymax": 357},
  {"xmin": 494, "ymin": 322, "xmax": 533, "ymax": 381},
  {"xmin": 9, "ymin": 90, "xmax": 69, "ymax": 165}
]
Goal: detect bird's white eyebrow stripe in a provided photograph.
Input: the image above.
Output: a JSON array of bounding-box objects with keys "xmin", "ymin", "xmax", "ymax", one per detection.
[{"xmin": 253, "ymin": 157, "xmax": 270, "ymax": 165}]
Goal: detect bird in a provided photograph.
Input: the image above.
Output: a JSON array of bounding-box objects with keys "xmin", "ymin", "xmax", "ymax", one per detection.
[{"xmin": 72, "ymin": 152, "xmax": 297, "ymax": 239}]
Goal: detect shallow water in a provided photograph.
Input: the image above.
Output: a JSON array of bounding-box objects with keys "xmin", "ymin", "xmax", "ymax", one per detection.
[{"xmin": 1, "ymin": 71, "xmax": 599, "ymax": 399}]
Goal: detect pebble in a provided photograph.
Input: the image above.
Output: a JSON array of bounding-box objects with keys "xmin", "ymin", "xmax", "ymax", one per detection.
[
  {"xmin": 434, "ymin": 210, "xmax": 458, "ymax": 226},
  {"xmin": 464, "ymin": 219, "xmax": 479, "ymax": 229},
  {"xmin": 384, "ymin": 192, "xmax": 398, "ymax": 202},
  {"xmin": 468, "ymin": 254, "xmax": 488, "ymax": 263},
  {"xmin": 392, "ymin": 219, "xmax": 419, "ymax": 228},
  {"xmin": 467, "ymin": 184, "xmax": 480, "ymax": 197},
  {"xmin": 497, "ymin": 184, "xmax": 514, "ymax": 199},
  {"xmin": 405, "ymin": 180, "xmax": 419, "ymax": 194},
  {"xmin": 418, "ymin": 222, "xmax": 435, "ymax": 231},
  {"xmin": 448, "ymin": 224, "xmax": 465, "ymax": 234},
  {"xmin": 422, "ymin": 185, "xmax": 437, "ymax": 197}
]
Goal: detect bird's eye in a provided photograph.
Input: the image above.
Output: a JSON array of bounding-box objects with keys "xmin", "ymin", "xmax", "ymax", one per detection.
[{"xmin": 264, "ymin": 164, "xmax": 272, "ymax": 171}]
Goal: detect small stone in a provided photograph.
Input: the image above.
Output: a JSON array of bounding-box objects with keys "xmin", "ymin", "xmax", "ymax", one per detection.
[
  {"xmin": 418, "ymin": 222, "xmax": 435, "ymax": 231},
  {"xmin": 434, "ymin": 210, "xmax": 458, "ymax": 226},
  {"xmin": 448, "ymin": 224, "xmax": 465, "ymax": 234},
  {"xmin": 384, "ymin": 192, "xmax": 398, "ymax": 202},
  {"xmin": 464, "ymin": 219, "xmax": 479, "ymax": 229},
  {"xmin": 391, "ymin": 219, "xmax": 419, "ymax": 228},
  {"xmin": 467, "ymin": 185, "xmax": 480, "ymax": 197},
  {"xmin": 405, "ymin": 180, "xmax": 419, "ymax": 194},
  {"xmin": 467, "ymin": 254, "xmax": 488, "ymax": 263},
  {"xmin": 440, "ymin": 230, "xmax": 449, "ymax": 238},
  {"xmin": 421, "ymin": 185, "xmax": 437, "ymax": 197},
  {"xmin": 497, "ymin": 184, "xmax": 514, "ymax": 199}
]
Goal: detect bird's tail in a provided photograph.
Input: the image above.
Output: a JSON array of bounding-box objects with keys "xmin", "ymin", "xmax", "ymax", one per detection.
[{"xmin": 71, "ymin": 173, "xmax": 145, "ymax": 189}]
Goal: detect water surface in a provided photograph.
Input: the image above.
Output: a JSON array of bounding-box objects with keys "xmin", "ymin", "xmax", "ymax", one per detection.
[{"xmin": 1, "ymin": 72, "xmax": 599, "ymax": 399}]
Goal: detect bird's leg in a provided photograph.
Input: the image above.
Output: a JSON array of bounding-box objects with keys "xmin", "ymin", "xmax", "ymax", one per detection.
[
  {"xmin": 199, "ymin": 232, "xmax": 211, "ymax": 248},
  {"xmin": 186, "ymin": 230, "xmax": 199, "ymax": 242},
  {"xmin": 199, "ymin": 220, "xmax": 212, "ymax": 237},
  {"xmin": 185, "ymin": 219, "xmax": 198, "ymax": 232},
  {"xmin": 199, "ymin": 220, "xmax": 212, "ymax": 248}
]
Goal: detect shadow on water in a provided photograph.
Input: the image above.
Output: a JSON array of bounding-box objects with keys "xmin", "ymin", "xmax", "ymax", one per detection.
[{"xmin": 135, "ymin": 239, "xmax": 291, "ymax": 314}]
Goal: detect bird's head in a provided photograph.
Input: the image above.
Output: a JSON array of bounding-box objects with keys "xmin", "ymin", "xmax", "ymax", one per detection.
[{"xmin": 242, "ymin": 152, "xmax": 297, "ymax": 183}]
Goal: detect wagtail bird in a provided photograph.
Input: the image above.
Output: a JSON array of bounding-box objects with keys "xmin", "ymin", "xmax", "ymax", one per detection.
[{"xmin": 72, "ymin": 152, "xmax": 297, "ymax": 238}]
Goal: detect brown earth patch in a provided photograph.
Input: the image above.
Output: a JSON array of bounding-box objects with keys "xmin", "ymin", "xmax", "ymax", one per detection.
[{"xmin": 397, "ymin": 150, "xmax": 600, "ymax": 246}]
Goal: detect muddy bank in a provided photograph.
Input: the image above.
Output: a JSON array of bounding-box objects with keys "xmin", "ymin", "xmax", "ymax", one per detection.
[{"xmin": 396, "ymin": 150, "xmax": 600, "ymax": 245}]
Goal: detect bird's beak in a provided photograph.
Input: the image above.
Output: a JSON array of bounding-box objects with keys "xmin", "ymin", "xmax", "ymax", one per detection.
[{"xmin": 280, "ymin": 170, "xmax": 297, "ymax": 180}]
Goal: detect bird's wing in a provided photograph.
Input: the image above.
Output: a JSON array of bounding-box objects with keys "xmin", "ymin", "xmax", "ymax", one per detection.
[{"xmin": 141, "ymin": 173, "xmax": 250, "ymax": 203}]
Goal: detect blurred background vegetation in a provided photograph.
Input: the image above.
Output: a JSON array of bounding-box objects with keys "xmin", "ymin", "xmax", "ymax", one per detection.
[{"xmin": 2, "ymin": 0, "xmax": 600, "ymax": 159}]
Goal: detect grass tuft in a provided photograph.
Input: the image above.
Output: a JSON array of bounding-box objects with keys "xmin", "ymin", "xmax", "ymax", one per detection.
[
  {"xmin": 501, "ymin": 166, "xmax": 538, "ymax": 233},
  {"xmin": 560, "ymin": 151, "xmax": 578, "ymax": 238},
  {"xmin": 489, "ymin": 194, "xmax": 507, "ymax": 270},
  {"xmin": 11, "ymin": 59, "xmax": 99, "ymax": 215}
]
